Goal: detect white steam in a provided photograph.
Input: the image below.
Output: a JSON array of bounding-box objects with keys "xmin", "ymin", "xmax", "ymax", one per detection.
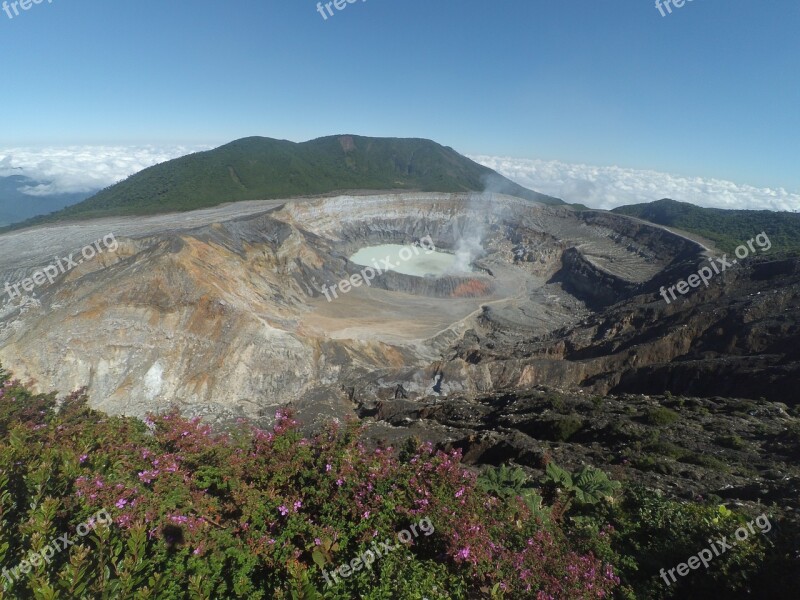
[
  {"xmin": 450, "ymin": 233, "xmax": 484, "ymax": 273},
  {"xmin": 444, "ymin": 192, "xmax": 491, "ymax": 274}
]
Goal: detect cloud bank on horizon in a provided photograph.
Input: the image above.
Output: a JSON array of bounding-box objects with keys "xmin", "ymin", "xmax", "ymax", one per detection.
[
  {"xmin": 0, "ymin": 145, "xmax": 210, "ymax": 197},
  {"xmin": 473, "ymin": 155, "xmax": 800, "ymax": 213},
  {"xmin": 1, "ymin": 146, "xmax": 797, "ymax": 214}
]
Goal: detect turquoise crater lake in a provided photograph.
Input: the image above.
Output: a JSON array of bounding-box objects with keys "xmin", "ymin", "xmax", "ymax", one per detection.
[{"xmin": 349, "ymin": 244, "xmax": 474, "ymax": 277}]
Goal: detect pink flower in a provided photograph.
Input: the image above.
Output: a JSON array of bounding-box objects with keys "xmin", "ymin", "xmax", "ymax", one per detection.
[
  {"xmin": 455, "ymin": 487, "xmax": 464, "ymax": 498},
  {"xmin": 325, "ymin": 464, "xmax": 332, "ymax": 472},
  {"xmin": 79, "ymin": 454, "xmax": 88, "ymax": 464},
  {"xmin": 457, "ymin": 546, "xmax": 471, "ymax": 560},
  {"xmin": 278, "ymin": 505, "xmax": 289, "ymax": 516},
  {"xmin": 293, "ymin": 501, "xmax": 302, "ymax": 511},
  {"xmin": 116, "ymin": 498, "xmax": 128, "ymax": 509},
  {"xmin": 138, "ymin": 470, "xmax": 159, "ymax": 483},
  {"xmin": 117, "ymin": 514, "xmax": 132, "ymax": 527}
]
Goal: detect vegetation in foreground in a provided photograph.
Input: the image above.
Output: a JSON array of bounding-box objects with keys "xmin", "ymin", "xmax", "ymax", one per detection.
[{"xmin": 0, "ymin": 367, "xmax": 796, "ymax": 599}]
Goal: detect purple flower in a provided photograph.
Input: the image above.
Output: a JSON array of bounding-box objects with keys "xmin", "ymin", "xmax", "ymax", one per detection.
[
  {"xmin": 278, "ymin": 505, "xmax": 289, "ymax": 516},
  {"xmin": 138, "ymin": 470, "xmax": 159, "ymax": 483},
  {"xmin": 115, "ymin": 498, "xmax": 128, "ymax": 509}
]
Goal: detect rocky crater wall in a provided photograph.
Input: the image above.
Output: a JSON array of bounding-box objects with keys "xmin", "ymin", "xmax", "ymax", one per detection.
[{"xmin": 0, "ymin": 193, "xmax": 709, "ymax": 424}]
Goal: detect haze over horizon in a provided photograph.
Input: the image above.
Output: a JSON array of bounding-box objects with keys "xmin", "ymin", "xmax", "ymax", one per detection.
[{"xmin": 1, "ymin": 140, "xmax": 798, "ymax": 214}]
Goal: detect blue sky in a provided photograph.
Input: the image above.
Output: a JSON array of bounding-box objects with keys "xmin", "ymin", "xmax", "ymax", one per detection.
[{"xmin": 1, "ymin": 0, "xmax": 798, "ymax": 208}]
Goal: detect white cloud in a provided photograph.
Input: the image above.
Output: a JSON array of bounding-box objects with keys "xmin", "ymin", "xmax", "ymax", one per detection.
[
  {"xmin": 0, "ymin": 145, "xmax": 210, "ymax": 196},
  {"xmin": 472, "ymin": 155, "xmax": 800, "ymax": 212},
  {"xmin": 4, "ymin": 146, "xmax": 797, "ymax": 213}
]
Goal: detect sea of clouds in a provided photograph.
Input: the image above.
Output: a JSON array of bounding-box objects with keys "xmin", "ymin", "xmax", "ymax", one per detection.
[
  {"xmin": 0, "ymin": 146, "xmax": 797, "ymax": 213},
  {"xmin": 0, "ymin": 145, "xmax": 211, "ymax": 196},
  {"xmin": 472, "ymin": 155, "xmax": 800, "ymax": 212}
]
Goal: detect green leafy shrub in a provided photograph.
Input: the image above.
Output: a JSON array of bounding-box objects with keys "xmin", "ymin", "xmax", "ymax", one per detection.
[
  {"xmin": 477, "ymin": 464, "xmax": 547, "ymax": 519},
  {"xmin": 544, "ymin": 463, "xmax": 621, "ymax": 512},
  {"xmin": 644, "ymin": 407, "xmax": 680, "ymax": 426},
  {"xmin": 604, "ymin": 490, "xmax": 777, "ymax": 600},
  {"xmin": 680, "ymin": 453, "xmax": 731, "ymax": 472},
  {"xmin": 549, "ymin": 415, "xmax": 585, "ymax": 441},
  {"xmin": 715, "ymin": 434, "xmax": 746, "ymax": 450},
  {"xmin": 645, "ymin": 440, "xmax": 689, "ymax": 460}
]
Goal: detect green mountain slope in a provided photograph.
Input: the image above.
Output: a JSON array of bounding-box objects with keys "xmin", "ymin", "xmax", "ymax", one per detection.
[
  {"xmin": 613, "ymin": 198, "xmax": 800, "ymax": 255},
  {"xmin": 10, "ymin": 136, "xmax": 563, "ymax": 227}
]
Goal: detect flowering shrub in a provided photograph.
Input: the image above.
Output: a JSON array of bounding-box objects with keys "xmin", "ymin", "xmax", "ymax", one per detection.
[
  {"xmin": 6, "ymin": 367, "xmax": 792, "ymax": 599},
  {"xmin": 0, "ymin": 368, "xmax": 619, "ymax": 599}
]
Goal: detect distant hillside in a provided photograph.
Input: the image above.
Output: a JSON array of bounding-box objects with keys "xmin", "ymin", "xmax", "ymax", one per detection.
[
  {"xmin": 613, "ymin": 198, "xmax": 800, "ymax": 255},
  {"xmin": 8, "ymin": 136, "xmax": 563, "ymax": 228}
]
